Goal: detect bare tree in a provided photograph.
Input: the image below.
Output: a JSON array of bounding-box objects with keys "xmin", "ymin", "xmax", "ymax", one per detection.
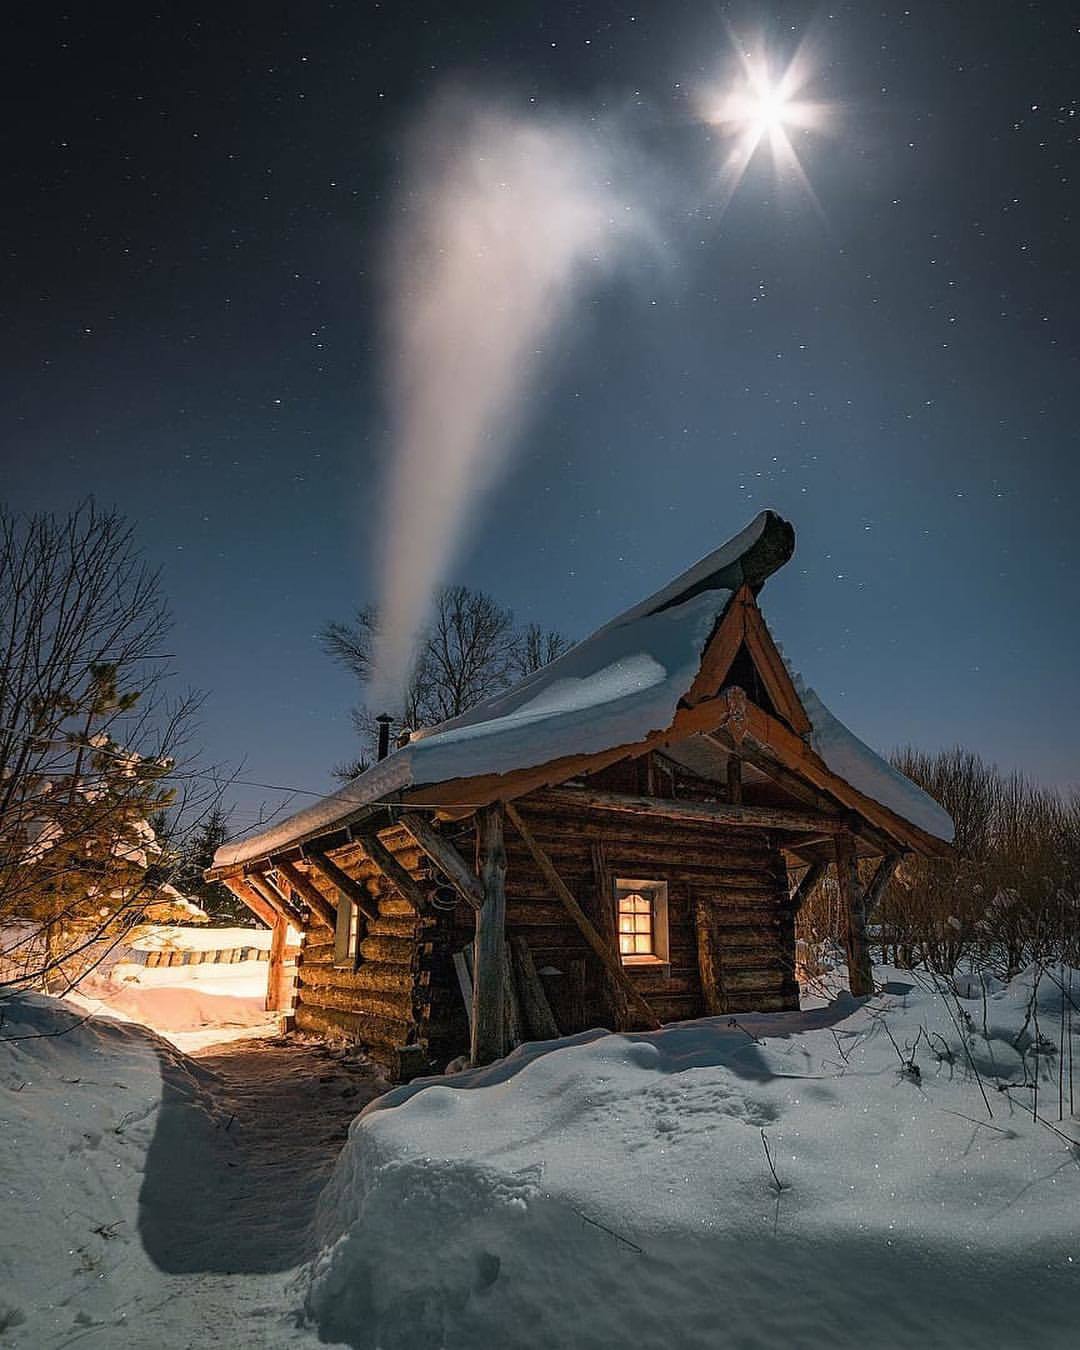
[
  {"xmin": 322, "ymin": 586, "xmax": 571, "ymax": 773},
  {"xmin": 0, "ymin": 502, "xmax": 223, "ymax": 991},
  {"xmin": 797, "ymin": 745, "xmax": 1080, "ymax": 982}
]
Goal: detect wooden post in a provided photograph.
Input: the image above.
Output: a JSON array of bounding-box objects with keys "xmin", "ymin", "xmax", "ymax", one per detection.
[
  {"xmin": 726, "ymin": 755, "xmax": 743, "ymax": 805},
  {"xmin": 471, "ymin": 803, "xmax": 508, "ymax": 1066},
  {"xmin": 266, "ymin": 914, "xmax": 292, "ymax": 1012},
  {"xmin": 505, "ymin": 803, "xmax": 661, "ymax": 1030},
  {"xmin": 589, "ymin": 842, "xmax": 631, "ymax": 1031},
  {"xmin": 504, "ymin": 949, "xmax": 523, "ymax": 1048},
  {"xmin": 789, "ymin": 860, "xmax": 828, "ymax": 913},
  {"xmin": 834, "ymin": 832, "xmax": 873, "ymax": 997},
  {"xmin": 510, "ymin": 935, "xmax": 560, "ymax": 1040},
  {"xmin": 693, "ymin": 895, "xmax": 727, "ymax": 1015}
]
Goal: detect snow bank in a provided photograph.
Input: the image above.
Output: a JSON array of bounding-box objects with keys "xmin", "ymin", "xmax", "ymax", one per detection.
[
  {"xmin": 0, "ymin": 995, "xmax": 218, "ymax": 1344},
  {"xmin": 307, "ymin": 967, "xmax": 1080, "ymax": 1349},
  {"xmin": 0, "ymin": 994, "xmax": 319, "ymax": 1348}
]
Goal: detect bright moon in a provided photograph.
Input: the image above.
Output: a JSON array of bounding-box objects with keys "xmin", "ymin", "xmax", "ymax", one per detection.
[{"xmin": 699, "ymin": 44, "xmax": 830, "ymax": 209}]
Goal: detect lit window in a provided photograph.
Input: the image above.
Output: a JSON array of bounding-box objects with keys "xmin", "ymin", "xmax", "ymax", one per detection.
[
  {"xmin": 615, "ymin": 879, "xmax": 669, "ymax": 966},
  {"xmin": 618, "ymin": 890, "xmax": 655, "ymax": 956}
]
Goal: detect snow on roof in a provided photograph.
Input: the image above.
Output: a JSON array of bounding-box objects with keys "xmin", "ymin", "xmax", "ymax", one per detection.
[
  {"xmin": 797, "ymin": 683, "xmax": 954, "ymax": 843},
  {"xmin": 213, "ymin": 510, "xmax": 952, "ymax": 867}
]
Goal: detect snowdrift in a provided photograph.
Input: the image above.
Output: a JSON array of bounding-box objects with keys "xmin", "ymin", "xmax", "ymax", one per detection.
[{"xmin": 307, "ymin": 967, "xmax": 1080, "ymax": 1350}]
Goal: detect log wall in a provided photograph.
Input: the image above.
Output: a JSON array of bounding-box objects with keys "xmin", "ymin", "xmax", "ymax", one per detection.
[{"xmin": 288, "ymin": 797, "xmax": 799, "ymax": 1078}]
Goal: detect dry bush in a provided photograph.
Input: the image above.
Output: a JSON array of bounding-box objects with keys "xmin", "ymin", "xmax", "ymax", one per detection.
[{"xmin": 797, "ymin": 746, "xmax": 1079, "ymax": 980}]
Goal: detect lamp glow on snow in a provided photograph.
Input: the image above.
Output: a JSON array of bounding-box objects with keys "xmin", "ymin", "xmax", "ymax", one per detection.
[{"xmin": 699, "ymin": 44, "xmax": 830, "ymax": 210}]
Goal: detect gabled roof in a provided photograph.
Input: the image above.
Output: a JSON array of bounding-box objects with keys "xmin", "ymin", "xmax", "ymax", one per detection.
[{"xmin": 213, "ymin": 510, "xmax": 953, "ymax": 869}]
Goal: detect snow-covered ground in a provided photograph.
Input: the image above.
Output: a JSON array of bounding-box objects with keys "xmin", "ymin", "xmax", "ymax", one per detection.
[
  {"xmin": 59, "ymin": 925, "xmax": 288, "ymax": 1051},
  {"xmin": 2, "ymin": 966, "xmax": 1079, "ymax": 1348}
]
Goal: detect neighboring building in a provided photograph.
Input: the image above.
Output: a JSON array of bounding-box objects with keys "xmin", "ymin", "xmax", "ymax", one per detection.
[{"xmin": 208, "ymin": 512, "xmax": 953, "ymax": 1080}]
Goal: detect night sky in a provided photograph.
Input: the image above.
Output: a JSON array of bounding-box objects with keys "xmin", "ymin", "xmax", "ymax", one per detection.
[{"xmin": 4, "ymin": 2, "xmax": 1078, "ymax": 833}]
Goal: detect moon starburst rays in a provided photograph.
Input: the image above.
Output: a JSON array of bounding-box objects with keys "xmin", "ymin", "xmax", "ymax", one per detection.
[{"xmin": 698, "ymin": 46, "xmax": 831, "ymax": 212}]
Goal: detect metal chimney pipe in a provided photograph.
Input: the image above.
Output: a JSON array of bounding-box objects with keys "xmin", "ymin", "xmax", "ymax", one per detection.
[{"xmin": 376, "ymin": 713, "xmax": 393, "ymax": 762}]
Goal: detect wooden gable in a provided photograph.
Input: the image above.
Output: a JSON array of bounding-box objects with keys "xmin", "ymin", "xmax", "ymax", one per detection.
[{"xmin": 684, "ymin": 584, "xmax": 811, "ymax": 735}]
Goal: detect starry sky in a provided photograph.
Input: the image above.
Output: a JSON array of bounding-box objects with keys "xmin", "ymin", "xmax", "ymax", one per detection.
[{"xmin": 3, "ymin": 2, "xmax": 1078, "ymax": 832}]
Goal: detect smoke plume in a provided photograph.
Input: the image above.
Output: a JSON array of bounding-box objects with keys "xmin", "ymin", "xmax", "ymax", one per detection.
[{"xmin": 369, "ymin": 92, "xmax": 638, "ymax": 712}]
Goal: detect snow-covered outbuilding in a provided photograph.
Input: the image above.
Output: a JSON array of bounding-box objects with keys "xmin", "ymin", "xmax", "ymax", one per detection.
[{"xmin": 208, "ymin": 511, "xmax": 952, "ymax": 1079}]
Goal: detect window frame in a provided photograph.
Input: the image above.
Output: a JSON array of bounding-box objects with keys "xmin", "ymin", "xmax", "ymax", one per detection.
[
  {"xmin": 614, "ymin": 878, "xmax": 670, "ymax": 969},
  {"xmin": 334, "ymin": 895, "xmax": 361, "ymax": 969}
]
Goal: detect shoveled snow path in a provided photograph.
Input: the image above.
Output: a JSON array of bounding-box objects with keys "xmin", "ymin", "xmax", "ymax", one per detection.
[{"xmin": 1, "ymin": 1004, "xmax": 385, "ymax": 1350}]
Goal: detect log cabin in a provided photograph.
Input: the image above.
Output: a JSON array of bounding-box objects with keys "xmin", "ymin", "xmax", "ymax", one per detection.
[{"xmin": 207, "ymin": 511, "xmax": 953, "ymax": 1080}]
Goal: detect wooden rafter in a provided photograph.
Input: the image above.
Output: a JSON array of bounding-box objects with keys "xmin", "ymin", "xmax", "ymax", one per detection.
[
  {"xmin": 740, "ymin": 597, "xmax": 812, "ymax": 735},
  {"xmin": 271, "ymin": 857, "xmax": 338, "ymax": 930},
  {"xmin": 737, "ymin": 699, "xmax": 951, "ymax": 859},
  {"xmin": 222, "ymin": 877, "xmax": 277, "ymax": 928},
  {"xmin": 353, "ymin": 828, "xmax": 431, "ymax": 912},
  {"xmin": 682, "ymin": 584, "xmax": 812, "ymax": 736},
  {"xmin": 397, "ymin": 813, "xmax": 485, "ymax": 910},
  {"xmin": 246, "ymin": 871, "xmax": 305, "ymax": 928},
  {"xmin": 305, "ymin": 850, "xmax": 380, "ymax": 925},
  {"xmin": 504, "ymin": 803, "xmax": 662, "ymax": 1030}
]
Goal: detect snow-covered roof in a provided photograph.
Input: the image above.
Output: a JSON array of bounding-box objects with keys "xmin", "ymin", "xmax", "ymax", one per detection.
[{"xmin": 213, "ymin": 511, "xmax": 952, "ymax": 869}]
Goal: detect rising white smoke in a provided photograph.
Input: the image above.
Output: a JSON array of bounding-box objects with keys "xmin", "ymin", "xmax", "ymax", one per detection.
[{"xmin": 369, "ymin": 91, "xmax": 641, "ymax": 712}]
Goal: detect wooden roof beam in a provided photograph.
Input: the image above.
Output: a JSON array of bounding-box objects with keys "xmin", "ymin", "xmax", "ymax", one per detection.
[
  {"xmin": 222, "ymin": 876, "xmax": 277, "ymax": 928},
  {"xmin": 397, "ymin": 812, "xmax": 485, "ymax": 911},
  {"xmin": 245, "ymin": 870, "xmax": 305, "ymax": 928},
  {"xmin": 271, "ymin": 857, "xmax": 338, "ymax": 930},
  {"xmin": 538, "ymin": 785, "xmax": 846, "ymax": 835},
  {"xmin": 352, "ymin": 827, "xmax": 432, "ymax": 913},
  {"xmin": 305, "ymin": 850, "xmax": 380, "ymax": 925}
]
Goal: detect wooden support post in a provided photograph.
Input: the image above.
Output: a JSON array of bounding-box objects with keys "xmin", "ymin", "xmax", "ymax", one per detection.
[
  {"xmin": 510, "ymin": 935, "xmax": 560, "ymax": 1040},
  {"xmin": 693, "ymin": 895, "xmax": 727, "ymax": 1015},
  {"xmin": 726, "ymin": 755, "xmax": 743, "ymax": 805},
  {"xmin": 504, "ymin": 949, "xmax": 523, "ymax": 1048},
  {"xmin": 589, "ymin": 841, "xmax": 631, "ymax": 1032},
  {"xmin": 306, "ymin": 850, "xmax": 380, "ymax": 925},
  {"xmin": 864, "ymin": 853, "xmax": 902, "ymax": 913},
  {"xmin": 789, "ymin": 860, "xmax": 827, "ymax": 913},
  {"xmin": 356, "ymin": 829, "xmax": 431, "ymax": 912},
  {"xmin": 471, "ymin": 803, "xmax": 508, "ymax": 1066},
  {"xmin": 266, "ymin": 914, "xmax": 292, "ymax": 1012},
  {"xmin": 398, "ymin": 813, "xmax": 485, "ymax": 910},
  {"xmin": 505, "ymin": 803, "xmax": 661, "ymax": 1030},
  {"xmin": 272, "ymin": 858, "xmax": 338, "ymax": 930},
  {"xmin": 834, "ymin": 832, "xmax": 873, "ymax": 997}
]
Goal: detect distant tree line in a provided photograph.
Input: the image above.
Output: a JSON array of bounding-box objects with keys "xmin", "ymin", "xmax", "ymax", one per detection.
[{"xmin": 798, "ymin": 748, "xmax": 1080, "ymax": 979}]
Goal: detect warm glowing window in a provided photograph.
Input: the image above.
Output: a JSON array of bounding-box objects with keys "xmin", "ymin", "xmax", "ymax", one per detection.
[
  {"xmin": 618, "ymin": 890, "xmax": 655, "ymax": 956},
  {"xmin": 615, "ymin": 880, "xmax": 669, "ymax": 966}
]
